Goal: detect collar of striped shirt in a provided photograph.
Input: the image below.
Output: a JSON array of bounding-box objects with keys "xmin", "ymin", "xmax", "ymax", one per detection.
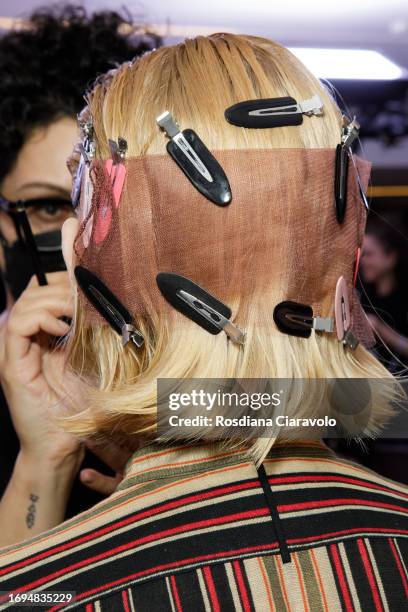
[{"xmin": 118, "ymin": 440, "xmax": 335, "ymax": 490}]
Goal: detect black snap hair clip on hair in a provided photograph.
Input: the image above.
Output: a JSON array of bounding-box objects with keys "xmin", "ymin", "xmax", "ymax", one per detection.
[
  {"xmin": 156, "ymin": 112, "xmax": 232, "ymax": 206},
  {"xmin": 224, "ymin": 95, "xmax": 323, "ymax": 129},
  {"xmin": 273, "ymin": 301, "xmax": 314, "ymax": 338},
  {"xmin": 334, "ymin": 116, "xmax": 360, "ymax": 223},
  {"xmin": 156, "ymin": 272, "xmax": 245, "ymax": 344},
  {"xmin": 75, "ymin": 266, "xmax": 144, "ymax": 348},
  {"xmin": 273, "ymin": 301, "xmax": 334, "ymax": 339}
]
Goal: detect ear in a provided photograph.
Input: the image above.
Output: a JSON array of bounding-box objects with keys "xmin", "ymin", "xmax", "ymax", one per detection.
[{"xmin": 62, "ymin": 217, "xmax": 79, "ymax": 280}]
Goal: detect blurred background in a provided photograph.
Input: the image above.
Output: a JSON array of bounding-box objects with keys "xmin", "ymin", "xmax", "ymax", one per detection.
[{"xmin": 0, "ymin": 1, "xmax": 407, "ymax": 481}]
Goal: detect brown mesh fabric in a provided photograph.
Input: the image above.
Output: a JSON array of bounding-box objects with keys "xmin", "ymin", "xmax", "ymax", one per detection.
[{"xmin": 74, "ymin": 148, "xmax": 374, "ymax": 347}]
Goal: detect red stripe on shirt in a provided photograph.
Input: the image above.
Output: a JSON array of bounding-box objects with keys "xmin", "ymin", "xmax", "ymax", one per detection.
[
  {"xmin": 357, "ymin": 538, "xmax": 383, "ymax": 612},
  {"xmin": 233, "ymin": 560, "xmax": 251, "ymax": 612},
  {"xmin": 288, "ymin": 526, "xmax": 408, "ymax": 545},
  {"xmin": 278, "ymin": 497, "xmax": 407, "ymax": 514},
  {"xmin": 121, "ymin": 589, "xmax": 130, "ymax": 612},
  {"xmin": 270, "ymin": 474, "xmax": 408, "ymax": 499},
  {"xmin": 329, "ymin": 544, "xmax": 354, "ymax": 612},
  {"xmin": 203, "ymin": 566, "xmax": 220, "ymax": 612},
  {"xmin": 388, "ymin": 538, "xmax": 408, "ymax": 599},
  {"xmin": 170, "ymin": 575, "xmax": 183, "ymax": 612}
]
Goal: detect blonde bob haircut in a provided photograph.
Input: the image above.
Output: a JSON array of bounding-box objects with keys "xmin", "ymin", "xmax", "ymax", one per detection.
[{"xmin": 64, "ymin": 34, "xmax": 398, "ymax": 463}]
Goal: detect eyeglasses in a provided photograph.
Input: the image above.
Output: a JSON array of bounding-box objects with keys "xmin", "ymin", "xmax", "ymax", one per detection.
[{"xmin": 0, "ymin": 197, "xmax": 74, "ymax": 234}]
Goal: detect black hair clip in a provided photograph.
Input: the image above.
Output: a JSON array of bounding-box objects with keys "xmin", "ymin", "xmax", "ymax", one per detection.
[
  {"xmin": 156, "ymin": 112, "xmax": 232, "ymax": 206},
  {"xmin": 273, "ymin": 301, "xmax": 334, "ymax": 339},
  {"xmin": 156, "ymin": 272, "xmax": 245, "ymax": 344},
  {"xmin": 274, "ymin": 281, "xmax": 359, "ymax": 350},
  {"xmin": 334, "ymin": 116, "xmax": 360, "ymax": 223},
  {"xmin": 74, "ymin": 266, "xmax": 144, "ymax": 348},
  {"xmin": 225, "ymin": 95, "xmax": 323, "ymax": 129}
]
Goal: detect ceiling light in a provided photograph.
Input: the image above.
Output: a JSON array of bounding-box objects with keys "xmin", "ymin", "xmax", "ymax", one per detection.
[{"xmin": 288, "ymin": 48, "xmax": 404, "ymax": 80}]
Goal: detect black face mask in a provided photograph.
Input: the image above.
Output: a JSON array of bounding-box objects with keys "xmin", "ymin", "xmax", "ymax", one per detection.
[{"xmin": 1, "ymin": 230, "xmax": 66, "ymax": 301}]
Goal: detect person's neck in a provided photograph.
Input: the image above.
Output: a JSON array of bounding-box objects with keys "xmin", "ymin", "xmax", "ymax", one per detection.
[{"xmin": 376, "ymin": 273, "xmax": 396, "ymax": 298}]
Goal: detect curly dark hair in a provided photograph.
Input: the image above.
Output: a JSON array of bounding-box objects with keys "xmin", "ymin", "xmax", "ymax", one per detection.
[{"xmin": 0, "ymin": 4, "xmax": 161, "ymax": 183}]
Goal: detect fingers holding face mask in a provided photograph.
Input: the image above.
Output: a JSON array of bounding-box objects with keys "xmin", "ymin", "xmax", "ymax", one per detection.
[{"xmin": 2, "ymin": 271, "xmax": 73, "ymax": 371}]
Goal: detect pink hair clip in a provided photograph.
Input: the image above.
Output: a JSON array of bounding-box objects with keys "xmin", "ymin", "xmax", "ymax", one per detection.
[
  {"xmin": 106, "ymin": 138, "xmax": 127, "ymax": 208},
  {"xmin": 335, "ymin": 276, "xmax": 359, "ymax": 349},
  {"xmin": 93, "ymin": 139, "xmax": 127, "ymax": 246}
]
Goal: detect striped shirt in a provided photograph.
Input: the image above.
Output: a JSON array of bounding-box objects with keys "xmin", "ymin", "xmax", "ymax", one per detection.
[{"xmin": 0, "ymin": 441, "xmax": 407, "ymax": 611}]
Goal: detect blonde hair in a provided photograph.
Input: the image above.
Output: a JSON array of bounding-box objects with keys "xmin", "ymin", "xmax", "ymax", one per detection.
[{"xmin": 64, "ymin": 34, "xmax": 398, "ymax": 463}]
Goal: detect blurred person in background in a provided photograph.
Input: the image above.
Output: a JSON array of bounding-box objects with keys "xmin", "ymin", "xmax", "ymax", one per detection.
[
  {"xmin": 0, "ymin": 4, "xmax": 160, "ymax": 544},
  {"xmin": 336, "ymin": 214, "xmax": 408, "ymax": 484},
  {"xmin": 360, "ymin": 214, "xmax": 408, "ymax": 373}
]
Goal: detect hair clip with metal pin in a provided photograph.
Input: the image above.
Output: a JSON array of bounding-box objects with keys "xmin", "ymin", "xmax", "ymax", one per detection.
[
  {"xmin": 72, "ymin": 120, "xmax": 96, "ymax": 209},
  {"xmin": 273, "ymin": 285, "xmax": 358, "ymax": 350},
  {"xmin": 75, "ymin": 266, "xmax": 144, "ymax": 348},
  {"xmin": 108, "ymin": 138, "xmax": 128, "ymax": 165},
  {"xmin": 156, "ymin": 112, "xmax": 232, "ymax": 206},
  {"xmin": 225, "ymin": 94, "xmax": 323, "ymax": 129},
  {"xmin": 273, "ymin": 301, "xmax": 334, "ymax": 339},
  {"xmin": 156, "ymin": 272, "xmax": 245, "ymax": 344},
  {"xmin": 334, "ymin": 116, "xmax": 360, "ymax": 223},
  {"xmin": 77, "ymin": 120, "xmax": 95, "ymax": 165}
]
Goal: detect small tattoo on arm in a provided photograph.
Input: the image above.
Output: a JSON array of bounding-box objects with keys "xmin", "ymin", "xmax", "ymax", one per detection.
[{"xmin": 26, "ymin": 493, "xmax": 39, "ymax": 529}]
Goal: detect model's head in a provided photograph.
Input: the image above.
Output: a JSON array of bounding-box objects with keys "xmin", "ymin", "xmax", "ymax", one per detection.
[
  {"xmin": 0, "ymin": 4, "xmax": 160, "ymax": 301},
  {"xmin": 62, "ymin": 34, "xmax": 397, "ymax": 461}
]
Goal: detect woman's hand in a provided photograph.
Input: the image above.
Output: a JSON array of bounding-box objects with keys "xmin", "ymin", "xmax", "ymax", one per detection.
[
  {"xmin": 80, "ymin": 440, "xmax": 132, "ymax": 496},
  {"xmin": 0, "ymin": 271, "xmax": 80, "ymax": 466},
  {"xmin": 0, "ymin": 271, "xmax": 86, "ymax": 546}
]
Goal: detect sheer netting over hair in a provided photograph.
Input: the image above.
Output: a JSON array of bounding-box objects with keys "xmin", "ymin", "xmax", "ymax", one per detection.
[{"xmin": 74, "ymin": 148, "xmax": 374, "ymax": 347}]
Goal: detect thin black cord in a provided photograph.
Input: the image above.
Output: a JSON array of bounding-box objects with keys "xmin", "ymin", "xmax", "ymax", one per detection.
[{"xmin": 257, "ymin": 464, "xmax": 291, "ymax": 564}]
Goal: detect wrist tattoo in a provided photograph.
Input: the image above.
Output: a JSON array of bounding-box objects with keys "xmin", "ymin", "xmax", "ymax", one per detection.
[{"xmin": 26, "ymin": 493, "xmax": 39, "ymax": 529}]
